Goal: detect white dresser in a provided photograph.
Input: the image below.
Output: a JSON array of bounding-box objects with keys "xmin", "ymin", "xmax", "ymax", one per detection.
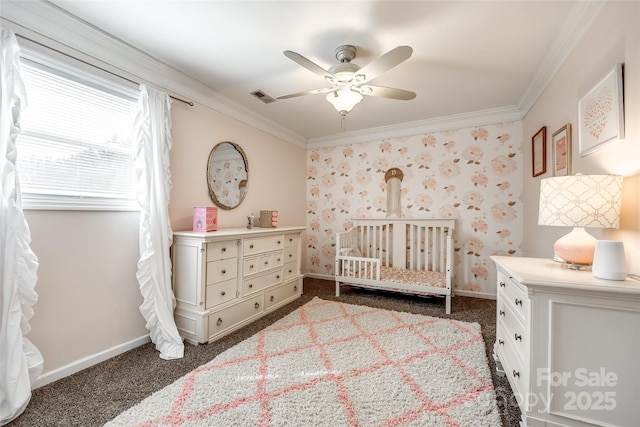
[
  {"xmin": 491, "ymin": 256, "xmax": 640, "ymax": 427},
  {"xmin": 172, "ymin": 226, "xmax": 305, "ymax": 344}
]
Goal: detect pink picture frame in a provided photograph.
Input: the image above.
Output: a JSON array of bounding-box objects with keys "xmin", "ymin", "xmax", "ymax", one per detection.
[{"xmin": 552, "ymin": 124, "xmax": 571, "ymax": 176}]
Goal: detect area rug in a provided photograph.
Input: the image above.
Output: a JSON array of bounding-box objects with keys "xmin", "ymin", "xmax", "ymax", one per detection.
[{"xmin": 105, "ymin": 297, "xmax": 501, "ymax": 426}]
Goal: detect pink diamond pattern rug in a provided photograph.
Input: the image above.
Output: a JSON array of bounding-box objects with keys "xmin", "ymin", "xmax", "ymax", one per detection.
[{"xmin": 106, "ymin": 297, "xmax": 501, "ymax": 426}]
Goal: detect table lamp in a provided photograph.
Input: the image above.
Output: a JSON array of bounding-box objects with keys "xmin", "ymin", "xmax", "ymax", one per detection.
[{"xmin": 538, "ymin": 174, "xmax": 622, "ymax": 267}]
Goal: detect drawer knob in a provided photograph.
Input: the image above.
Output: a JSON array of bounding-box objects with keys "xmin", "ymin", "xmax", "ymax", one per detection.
[
  {"xmin": 499, "ymin": 310, "xmax": 505, "ymax": 316},
  {"xmin": 499, "ymin": 282, "xmax": 505, "ymax": 288},
  {"xmin": 288, "ymin": 269, "xmax": 293, "ymax": 274},
  {"xmin": 250, "ymin": 244, "xmax": 254, "ymax": 249},
  {"xmin": 289, "ymin": 238, "xmax": 293, "ymax": 242},
  {"xmin": 264, "ymin": 261, "xmax": 269, "ymax": 265},
  {"xmin": 514, "ymin": 333, "xmax": 522, "ymax": 341},
  {"xmin": 250, "ymin": 264, "xmax": 254, "ymax": 269},
  {"xmin": 513, "ymin": 370, "xmax": 520, "ymax": 378},
  {"xmin": 515, "ymin": 298, "xmax": 523, "ymax": 306},
  {"xmin": 221, "ymin": 247, "xmax": 226, "ymax": 252},
  {"xmin": 277, "ymin": 240, "xmax": 281, "ymax": 245},
  {"xmin": 216, "ymin": 318, "xmax": 223, "ymax": 326},
  {"xmin": 249, "ymin": 284, "xmax": 253, "ymax": 288},
  {"xmin": 255, "ymin": 302, "xmax": 260, "ymax": 309},
  {"xmin": 277, "ymin": 258, "xmax": 281, "ymax": 262},
  {"xmin": 289, "ymin": 254, "xmax": 293, "ymax": 258},
  {"xmin": 270, "ymin": 295, "xmax": 275, "ymax": 302},
  {"xmin": 276, "ymin": 275, "xmax": 280, "ymax": 279},
  {"xmin": 221, "ymin": 269, "xmax": 226, "ymax": 274},
  {"xmin": 498, "ymin": 339, "xmax": 504, "ymax": 346},
  {"xmin": 294, "ymin": 285, "xmax": 298, "ymax": 291},
  {"xmin": 221, "ymin": 291, "xmax": 225, "ymax": 296}
]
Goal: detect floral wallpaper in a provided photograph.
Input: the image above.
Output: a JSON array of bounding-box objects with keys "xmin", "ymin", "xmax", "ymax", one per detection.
[{"xmin": 305, "ymin": 121, "xmax": 523, "ymax": 295}]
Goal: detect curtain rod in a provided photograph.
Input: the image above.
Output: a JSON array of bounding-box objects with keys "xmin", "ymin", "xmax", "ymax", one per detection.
[{"xmin": 16, "ymin": 33, "xmax": 194, "ymax": 107}]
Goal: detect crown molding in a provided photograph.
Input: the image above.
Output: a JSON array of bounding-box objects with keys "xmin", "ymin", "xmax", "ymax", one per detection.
[
  {"xmin": 1, "ymin": 0, "xmax": 308, "ymax": 149},
  {"xmin": 518, "ymin": 0, "xmax": 606, "ymax": 116},
  {"xmin": 306, "ymin": 106, "xmax": 523, "ymax": 150}
]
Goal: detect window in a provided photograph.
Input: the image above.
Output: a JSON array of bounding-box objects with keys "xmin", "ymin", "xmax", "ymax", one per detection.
[{"xmin": 17, "ymin": 52, "xmax": 139, "ymax": 210}]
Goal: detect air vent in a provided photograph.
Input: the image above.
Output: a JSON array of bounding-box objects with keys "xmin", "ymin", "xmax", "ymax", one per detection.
[{"xmin": 251, "ymin": 90, "xmax": 276, "ymax": 104}]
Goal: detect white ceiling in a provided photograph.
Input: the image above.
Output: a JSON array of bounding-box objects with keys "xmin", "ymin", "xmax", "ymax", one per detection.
[{"xmin": 43, "ymin": 1, "xmax": 600, "ymax": 146}]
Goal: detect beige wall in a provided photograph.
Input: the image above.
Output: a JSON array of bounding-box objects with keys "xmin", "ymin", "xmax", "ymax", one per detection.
[
  {"xmin": 25, "ymin": 210, "xmax": 146, "ymax": 379},
  {"xmin": 522, "ymin": 1, "xmax": 640, "ymax": 274},
  {"xmin": 26, "ymin": 102, "xmax": 307, "ymax": 384},
  {"xmin": 169, "ymin": 102, "xmax": 307, "ymax": 231}
]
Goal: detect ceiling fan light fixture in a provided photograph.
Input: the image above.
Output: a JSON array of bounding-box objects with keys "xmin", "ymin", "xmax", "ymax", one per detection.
[{"xmin": 326, "ymin": 89, "xmax": 363, "ymax": 116}]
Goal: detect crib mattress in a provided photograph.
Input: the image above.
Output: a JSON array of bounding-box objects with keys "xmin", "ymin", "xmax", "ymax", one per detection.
[{"xmin": 379, "ymin": 266, "xmax": 446, "ymax": 288}]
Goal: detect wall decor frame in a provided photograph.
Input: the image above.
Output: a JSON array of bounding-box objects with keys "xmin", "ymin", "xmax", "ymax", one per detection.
[
  {"xmin": 578, "ymin": 63, "xmax": 624, "ymax": 156},
  {"xmin": 532, "ymin": 126, "xmax": 546, "ymax": 177},
  {"xmin": 552, "ymin": 123, "xmax": 571, "ymax": 176}
]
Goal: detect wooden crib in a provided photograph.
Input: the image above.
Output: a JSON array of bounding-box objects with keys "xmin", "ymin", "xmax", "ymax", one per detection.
[{"xmin": 335, "ymin": 218, "xmax": 455, "ymax": 314}]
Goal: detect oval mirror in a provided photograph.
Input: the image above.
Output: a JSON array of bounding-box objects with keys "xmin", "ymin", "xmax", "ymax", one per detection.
[{"xmin": 207, "ymin": 142, "xmax": 248, "ymax": 210}]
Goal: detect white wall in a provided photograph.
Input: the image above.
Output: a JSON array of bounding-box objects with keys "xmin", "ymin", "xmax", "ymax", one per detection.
[{"xmin": 522, "ymin": 1, "xmax": 640, "ymax": 274}]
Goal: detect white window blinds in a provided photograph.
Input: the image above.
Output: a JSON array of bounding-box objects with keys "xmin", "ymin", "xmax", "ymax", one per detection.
[{"xmin": 17, "ymin": 57, "xmax": 139, "ymax": 210}]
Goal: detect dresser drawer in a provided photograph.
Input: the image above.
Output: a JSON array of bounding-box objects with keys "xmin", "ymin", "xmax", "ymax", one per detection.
[
  {"xmin": 265, "ymin": 280, "xmax": 302, "ymax": 310},
  {"xmin": 497, "ymin": 329, "xmax": 528, "ymax": 409},
  {"xmin": 499, "ymin": 300, "xmax": 529, "ymax": 364},
  {"xmin": 243, "ymin": 251, "xmax": 284, "ymax": 276},
  {"xmin": 206, "ymin": 258, "xmax": 237, "ymax": 285},
  {"xmin": 282, "ymin": 261, "xmax": 298, "ymax": 280},
  {"xmin": 208, "ymin": 294, "xmax": 264, "ymax": 338},
  {"xmin": 284, "ymin": 233, "xmax": 299, "ymax": 248},
  {"xmin": 205, "ymin": 278, "xmax": 236, "ymax": 309},
  {"xmin": 498, "ymin": 270, "xmax": 529, "ymax": 318},
  {"xmin": 206, "ymin": 240, "xmax": 238, "ymax": 261},
  {"xmin": 243, "ymin": 269, "xmax": 283, "ymax": 294},
  {"xmin": 244, "ymin": 235, "xmax": 284, "ymax": 256},
  {"xmin": 283, "ymin": 246, "xmax": 297, "ymax": 263}
]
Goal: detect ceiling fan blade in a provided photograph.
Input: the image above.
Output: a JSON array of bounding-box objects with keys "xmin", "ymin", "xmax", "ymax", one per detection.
[
  {"xmin": 355, "ymin": 46, "xmax": 413, "ymax": 84},
  {"xmin": 357, "ymin": 85, "xmax": 416, "ymax": 100},
  {"xmin": 283, "ymin": 50, "xmax": 335, "ymax": 80},
  {"xmin": 276, "ymin": 87, "xmax": 335, "ymax": 100}
]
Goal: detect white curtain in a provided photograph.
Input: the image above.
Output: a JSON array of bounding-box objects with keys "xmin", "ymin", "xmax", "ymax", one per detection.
[
  {"xmin": 134, "ymin": 84, "xmax": 184, "ymax": 360},
  {"xmin": 0, "ymin": 29, "xmax": 43, "ymax": 425}
]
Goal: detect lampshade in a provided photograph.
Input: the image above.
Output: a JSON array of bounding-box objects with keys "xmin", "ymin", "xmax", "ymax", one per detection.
[
  {"xmin": 538, "ymin": 174, "xmax": 622, "ymax": 265},
  {"xmin": 326, "ymin": 89, "xmax": 363, "ymax": 116}
]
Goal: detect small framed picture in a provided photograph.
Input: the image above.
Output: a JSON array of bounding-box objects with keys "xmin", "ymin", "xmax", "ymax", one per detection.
[
  {"xmin": 578, "ymin": 63, "xmax": 624, "ymax": 156},
  {"xmin": 532, "ymin": 126, "xmax": 546, "ymax": 177},
  {"xmin": 552, "ymin": 124, "xmax": 571, "ymax": 176}
]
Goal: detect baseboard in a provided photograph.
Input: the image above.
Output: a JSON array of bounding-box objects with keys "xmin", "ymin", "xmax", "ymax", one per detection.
[
  {"xmin": 454, "ymin": 289, "xmax": 497, "ymax": 300},
  {"xmin": 33, "ymin": 334, "xmax": 151, "ymax": 389},
  {"xmin": 303, "ymin": 273, "xmax": 334, "ymax": 281}
]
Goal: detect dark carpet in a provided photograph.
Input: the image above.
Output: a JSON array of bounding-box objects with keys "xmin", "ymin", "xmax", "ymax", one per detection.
[{"xmin": 9, "ymin": 278, "xmax": 521, "ymax": 426}]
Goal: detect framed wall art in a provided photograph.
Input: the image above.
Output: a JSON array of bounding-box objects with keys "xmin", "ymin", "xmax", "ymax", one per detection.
[
  {"xmin": 578, "ymin": 63, "xmax": 624, "ymax": 156},
  {"xmin": 532, "ymin": 126, "xmax": 546, "ymax": 177},
  {"xmin": 552, "ymin": 124, "xmax": 571, "ymax": 176}
]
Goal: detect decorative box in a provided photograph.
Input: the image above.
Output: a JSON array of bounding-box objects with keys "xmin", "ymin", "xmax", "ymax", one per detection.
[
  {"xmin": 259, "ymin": 210, "xmax": 278, "ymax": 228},
  {"xmin": 193, "ymin": 206, "xmax": 218, "ymax": 232}
]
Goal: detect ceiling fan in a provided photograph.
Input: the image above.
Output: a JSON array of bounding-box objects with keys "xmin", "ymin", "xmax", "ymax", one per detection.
[{"xmin": 277, "ymin": 45, "xmax": 416, "ymax": 116}]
